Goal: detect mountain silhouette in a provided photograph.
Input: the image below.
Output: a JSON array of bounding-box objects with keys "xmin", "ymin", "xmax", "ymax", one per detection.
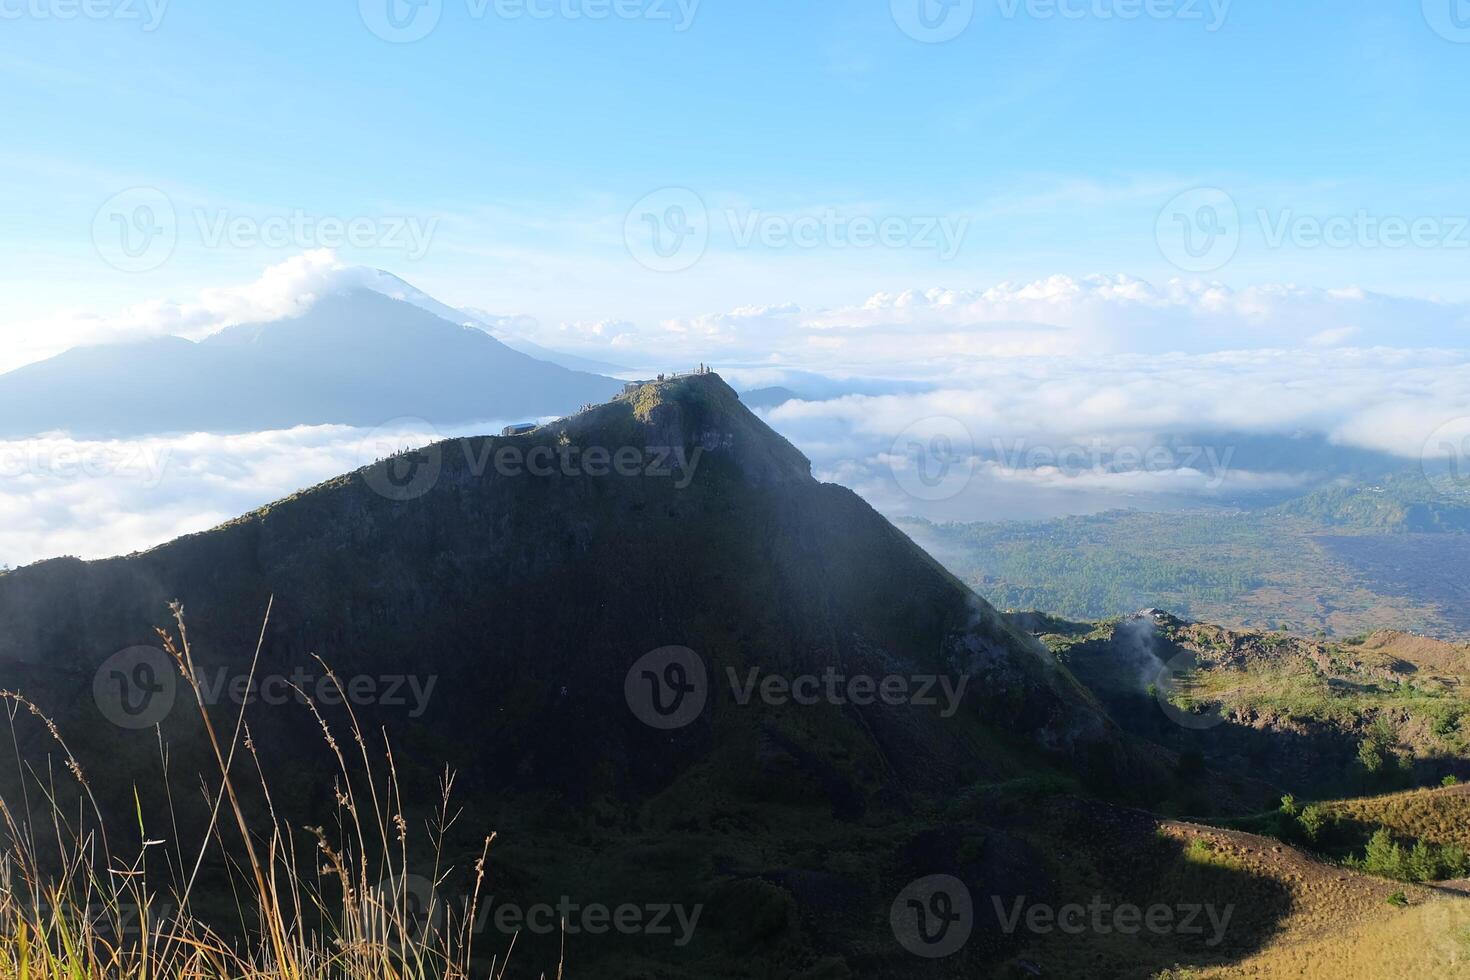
[
  {"xmin": 0, "ymin": 288, "xmax": 622, "ymax": 438},
  {"xmin": 0, "ymin": 373, "xmax": 1202, "ymax": 976}
]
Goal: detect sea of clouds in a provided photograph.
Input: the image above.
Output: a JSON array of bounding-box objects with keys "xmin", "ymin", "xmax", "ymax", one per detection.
[{"xmin": 2, "ymin": 251, "xmax": 1468, "ymax": 567}]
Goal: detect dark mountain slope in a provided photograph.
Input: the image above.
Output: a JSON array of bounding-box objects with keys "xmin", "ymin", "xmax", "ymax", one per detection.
[
  {"xmin": 0, "ymin": 374, "xmax": 1223, "ymax": 976},
  {"xmin": 0, "ymin": 288, "xmax": 622, "ymax": 437},
  {"xmin": 0, "ymin": 373, "xmax": 1129, "ymax": 792}
]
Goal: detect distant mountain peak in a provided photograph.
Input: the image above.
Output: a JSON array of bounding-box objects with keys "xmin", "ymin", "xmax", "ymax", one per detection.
[
  {"xmin": 354, "ymin": 269, "xmax": 632, "ymax": 375},
  {"xmin": 0, "ymin": 287, "xmax": 622, "ymax": 438}
]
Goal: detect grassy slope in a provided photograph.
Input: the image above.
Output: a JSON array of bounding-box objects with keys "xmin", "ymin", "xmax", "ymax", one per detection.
[
  {"xmin": 1321, "ymin": 783, "xmax": 1470, "ymax": 850},
  {"xmin": 1196, "ymin": 897, "xmax": 1470, "ymax": 979},
  {"xmin": 1170, "ymin": 624, "xmax": 1470, "ymax": 751},
  {"xmin": 1024, "ymin": 614, "xmax": 1470, "ymax": 975},
  {"xmin": 1154, "ymin": 822, "xmax": 1469, "ymax": 980},
  {"xmin": 1048, "ymin": 617, "xmax": 1469, "ymax": 802}
]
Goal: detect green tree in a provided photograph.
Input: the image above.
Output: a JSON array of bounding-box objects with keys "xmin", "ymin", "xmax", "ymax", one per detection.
[
  {"xmin": 1407, "ymin": 840, "xmax": 1438, "ymax": 882},
  {"xmin": 1358, "ymin": 737, "xmax": 1386, "ymax": 775},
  {"xmin": 1297, "ymin": 804, "xmax": 1327, "ymax": 843},
  {"xmin": 1441, "ymin": 844, "xmax": 1469, "ymax": 878},
  {"xmin": 1357, "ymin": 828, "xmax": 1405, "ymax": 879}
]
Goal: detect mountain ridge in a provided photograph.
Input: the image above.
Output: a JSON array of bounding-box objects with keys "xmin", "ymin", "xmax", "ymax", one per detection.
[
  {"xmin": 0, "ymin": 287, "xmax": 622, "ymax": 438},
  {"xmin": 0, "ymin": 372, "xmax": 1139, "ymax": 804},
  {"xmin": 3, "ymin": 373, "xmax": 1448, "ymax": 975},
  {"xmin": 359, "ymin": 268, "xmax": 633, "ymax": 375}
]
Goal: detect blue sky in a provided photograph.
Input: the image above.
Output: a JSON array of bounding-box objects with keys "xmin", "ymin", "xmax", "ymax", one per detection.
[{"xmin": 3, "ymin": 1, "xmax": 1470, "ymax": 337}]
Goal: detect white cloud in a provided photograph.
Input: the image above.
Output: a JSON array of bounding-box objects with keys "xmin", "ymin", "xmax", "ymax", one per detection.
[
  {"xmin": 10, "ymin": 257, "xmax": 1469, "ymax": 379},
  {"xmin": 766, "ymin": 347, "xmax": 1470, "ymax": 457},
  {"xmin": 627, "ymin": 275, "xmax": 1470, "ymax": 375},
  {"xmin": 754, "ymin": 347, "xmax": 1470, "ymax": 522},
  {"xmin": 0, "ymin": 414, "xmax": 518, "ymax": 568},
  {"xmin": 555, "ymin": 318, "xmax": 639, "ymax": 346},
  {"xmin": 0, "ymin": 250, "xmax": 373, "ymax": 374},
  {"xmin": 2, "ymin": 344, "xmax": 1466, "ymax": 566},
  {"xmin": 5, "ymin": 258, "xmax": 1470, "ymax": 561}
]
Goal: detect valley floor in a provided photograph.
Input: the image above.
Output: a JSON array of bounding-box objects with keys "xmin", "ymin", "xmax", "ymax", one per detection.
[{"xmin": 905, "ymin": 512, "xmax": 1470, "ymax": 640}]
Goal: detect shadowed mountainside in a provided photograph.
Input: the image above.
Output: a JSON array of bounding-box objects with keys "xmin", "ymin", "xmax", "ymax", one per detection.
[
  {"xmin": 11, "ymin": 377, "xmax": 1441, "ymax": 974},
  {"xmin": 0, "ymin": 374, "xmax": 1141, "ymax": 804}
]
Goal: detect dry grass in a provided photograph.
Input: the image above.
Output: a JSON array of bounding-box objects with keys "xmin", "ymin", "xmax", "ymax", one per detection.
[
  {"xmin": 1324, "ymin": 784, "xmax": 1470, "ymax": 849},
  {"xmin": 0, "ymin": 601, "xmax": 552, "ymax": 979},
  {"xmin": 1150, "ymin": 823, "xmax": 1470, "ymax": 978},
  {"xmin": 1193, "ymin": 896, "xmax": 1470, "ymax": 979}
]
